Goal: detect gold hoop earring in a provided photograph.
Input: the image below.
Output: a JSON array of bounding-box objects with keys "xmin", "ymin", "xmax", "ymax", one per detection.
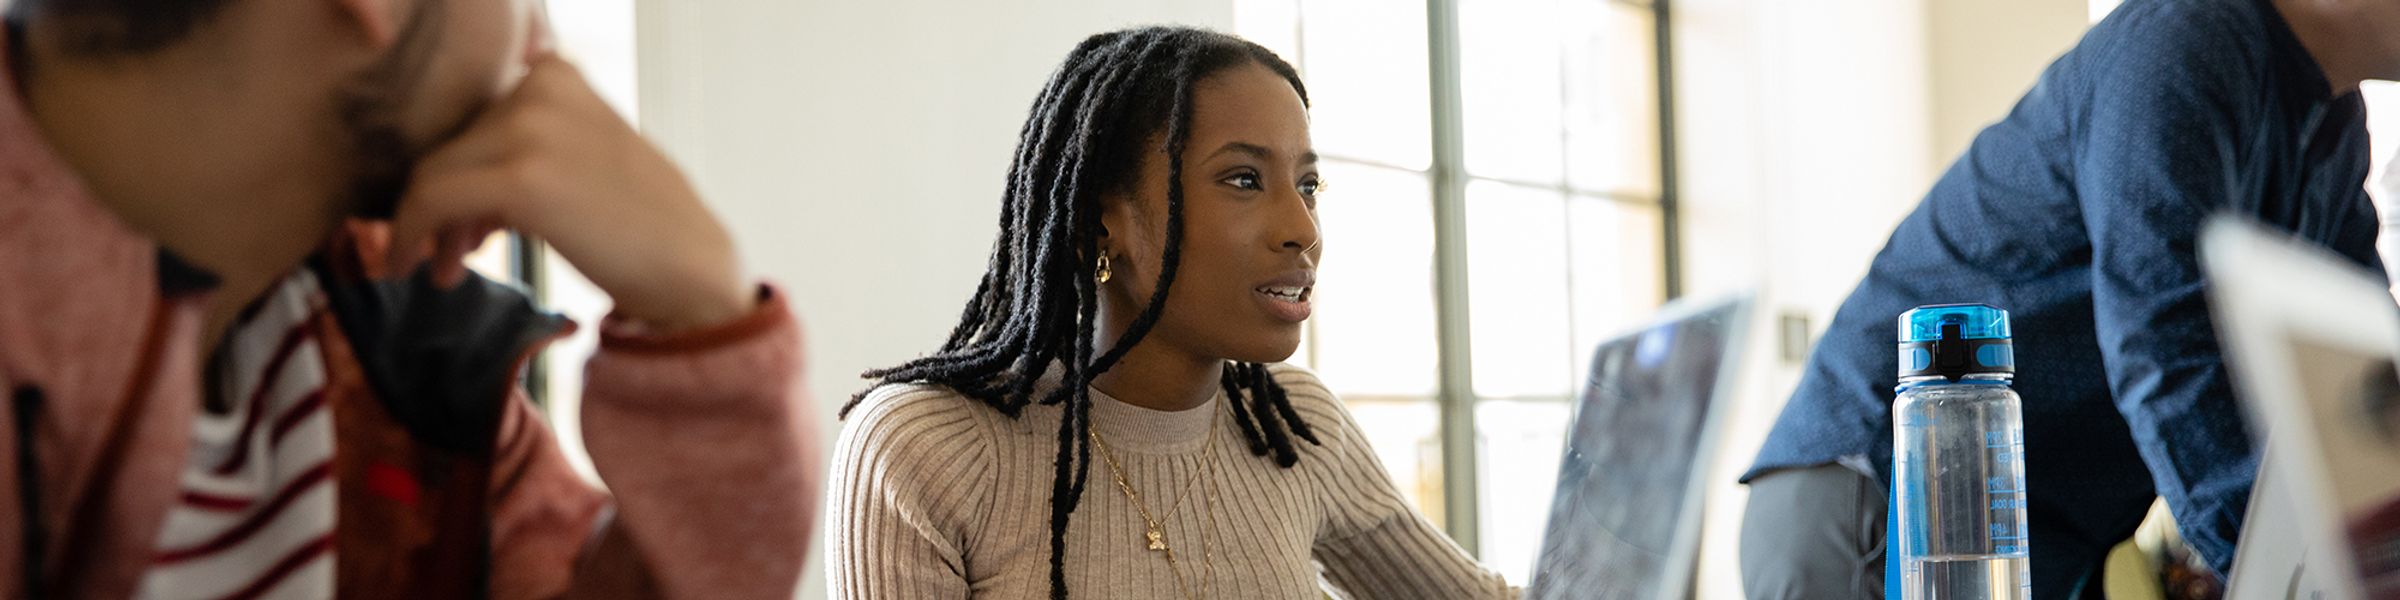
[{"xmin": 1095, "ymin": 253, "xmax": 1113, "ymax": 284}]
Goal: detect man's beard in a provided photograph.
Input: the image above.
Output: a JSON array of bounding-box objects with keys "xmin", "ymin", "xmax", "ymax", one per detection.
[{"xmin": 338, "ymin": 0, "xmax": 454, "ymax": 220}]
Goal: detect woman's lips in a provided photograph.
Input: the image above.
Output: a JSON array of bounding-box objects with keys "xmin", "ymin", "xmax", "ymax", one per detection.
[{"xmin": 1254, "ymin": 271, "xmax": 1315, "ymax": 323}]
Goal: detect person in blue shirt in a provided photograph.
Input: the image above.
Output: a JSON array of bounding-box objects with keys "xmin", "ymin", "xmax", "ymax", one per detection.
[{"xmin": 1738, "ymin": 0, "xmax": 2397, "ymax": 597}]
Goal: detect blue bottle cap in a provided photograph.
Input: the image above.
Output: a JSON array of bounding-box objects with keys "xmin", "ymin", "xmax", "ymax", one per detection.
[
  {"xmin": 1899, "ymin": 304, "xmax": 2012, "ymax": 342},
  {"xmin": 1897, "ymin": 304, "xmax": 2014, "ymax": 380}
]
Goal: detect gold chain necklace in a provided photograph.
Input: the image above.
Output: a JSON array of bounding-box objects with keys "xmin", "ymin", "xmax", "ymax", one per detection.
[{"xmin": 1089, "ymin": 402, "xmax": 1224, "ymax": 599}]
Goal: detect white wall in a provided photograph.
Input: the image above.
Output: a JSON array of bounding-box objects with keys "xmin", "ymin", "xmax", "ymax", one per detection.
[
  {"xmin": 630, "ymin": 1, "xmax": 1234, "ymax": 597},
  {"xmin": 1673, "ymin": 1, "xmax": 2083, "ymax": 596},
  {"xmin": 1926, "ymin": 0, "xmax": 2090, "ymax": 165},
  {"xmin": 1673, "ymin": 1, "xmax": 1933, "ymax": 594}
]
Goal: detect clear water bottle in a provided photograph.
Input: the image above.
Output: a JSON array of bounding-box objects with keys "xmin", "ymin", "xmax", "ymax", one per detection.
[{"xmin": 1893, "ymin": 304, "xmax": 2031, "ymax": 600}]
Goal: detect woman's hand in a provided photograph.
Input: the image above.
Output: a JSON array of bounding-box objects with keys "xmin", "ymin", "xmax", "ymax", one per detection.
[{"xmin": 387, "ymin": 55, "xmax": 752, "ymax": 333}]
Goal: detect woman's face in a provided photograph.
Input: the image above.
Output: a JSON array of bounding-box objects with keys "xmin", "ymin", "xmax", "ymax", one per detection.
[{"xmin": 1099, "ymin": 61, "xmax": 1323, "ymax": 366}]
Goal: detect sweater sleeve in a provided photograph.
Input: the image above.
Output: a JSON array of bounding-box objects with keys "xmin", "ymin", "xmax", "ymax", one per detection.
[
  {"xmin": 1274, "ymin": 365, "xmax": 1518, "ymax": 599},
  {"xmin": 825, "ymin": 385, "xmax": 996, "ymax": 599},
  {"xmin": 564, "ymin": 283, "xmax": 822, "ymax": 598}
]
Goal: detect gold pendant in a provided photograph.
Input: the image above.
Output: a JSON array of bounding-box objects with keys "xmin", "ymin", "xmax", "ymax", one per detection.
[{"xmin": 1146, "ymin": 529, "xmax": 1167, "ymax": 551}]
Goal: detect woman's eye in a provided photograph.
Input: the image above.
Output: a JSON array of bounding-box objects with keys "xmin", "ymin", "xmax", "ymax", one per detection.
[
  {"xmin": 1222, "ymin": 172, "xmax": 1263, "ymax": 190},
  {"xmin": 1299, "ymin": 178, "xmax": 1324, "ymax": 198}
]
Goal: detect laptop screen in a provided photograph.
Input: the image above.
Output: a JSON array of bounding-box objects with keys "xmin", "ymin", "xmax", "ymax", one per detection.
[
  {"xmin": 2206, "ymin": 218, "xmax": 2400, "ymax": 599},
  {"xmin": 2274, "ymin": 341, "xmax": 2400, "ymax": 596},
  {"xmin": 1525, "ymin": 299, "xmax": 1743, "ymax": 600}
]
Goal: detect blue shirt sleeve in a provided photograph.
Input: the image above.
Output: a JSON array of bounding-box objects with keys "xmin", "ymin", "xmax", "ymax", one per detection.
[{"xmin": 2071, "ymin": 7, "xmax": 2261, "ymax": 576}]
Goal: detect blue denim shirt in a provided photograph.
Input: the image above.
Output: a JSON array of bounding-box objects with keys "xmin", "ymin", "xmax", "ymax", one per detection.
[{"xmin": 1746, "ymin": 0, "xmax": 2387, "ymax": 587}]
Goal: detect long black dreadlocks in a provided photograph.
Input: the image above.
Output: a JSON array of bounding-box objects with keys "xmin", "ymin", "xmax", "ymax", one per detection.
[{"xmin": 843, "ymin": 26, "xmax": 1322, "ymax": 600}]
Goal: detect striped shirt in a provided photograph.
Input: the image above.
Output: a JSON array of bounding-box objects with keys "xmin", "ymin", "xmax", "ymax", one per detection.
[
  {"xmin": 139, "ymin": 271, "xmax": 336, "ymax": 600},
  {"xmin": 828, "ymin": 363, "xmax": 1517, "ymax": 599}
]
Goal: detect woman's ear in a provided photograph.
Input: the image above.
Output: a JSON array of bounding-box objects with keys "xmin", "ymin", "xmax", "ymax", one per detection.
[
  {"xmin": 1097, "ymin": 190, "xmax": 1133, "ymax": 247},
  {"xmin": 1088, "ymin": 198, "xmax": 1119, "ymax": 288}
]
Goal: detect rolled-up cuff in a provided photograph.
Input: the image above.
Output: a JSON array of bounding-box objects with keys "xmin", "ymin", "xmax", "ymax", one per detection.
[{"xmin": 599, "ymin": 283, "xmax": 787, "ymax": 356}]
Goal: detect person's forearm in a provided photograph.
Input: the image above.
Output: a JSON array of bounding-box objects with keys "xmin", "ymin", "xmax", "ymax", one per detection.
[{"xmin": 573, "ymin": 288, "xmax": 819, "ymax": 597}]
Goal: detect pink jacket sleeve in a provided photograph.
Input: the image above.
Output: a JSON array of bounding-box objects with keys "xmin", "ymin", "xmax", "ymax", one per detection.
[{"xmin": 488, "ymin": 283, "xmax": 820, "ymax": 599}]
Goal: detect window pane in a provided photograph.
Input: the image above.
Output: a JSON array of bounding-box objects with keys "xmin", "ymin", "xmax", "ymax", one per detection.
[
  {"xmin": 1308, "ymin": 161, "xmax": 1441, "ymax": 396},
  {"xmin": 547, "ymin": 0, "xmax": 638, "ymax": 119},
  {"xmin": 1460, "ymin": 0, "xmax": 1566, "ymax": 184},
  {"xmin": 1349, "ymin": 397, "xmax": 1449, "ymax": 529},
  {"xmin": 1297, "ymin": 0, "xmax": 1434, "ymax": 169},
  {"xmin": 462, "ymin": 233, "xmax": 519, "ymax": 285},
  {"xmin": 1233, "ymin": 0, "xmax": 1302, "ymax": 64},
  {"xmin": 539, "ymin": 248, "xmax": 610, "ymax": 483},
  {"xmin": 1562, "ymin": 2, "xmax": 1660, "ymax": 197},
  {"xmin": 1471, "ymin": 205, "xmax": 1659, "ymax": 583},
  {"xmin": 1475, "ymin": 397, "xmax": 1574, "ymax": 584},
  {"xmin": 2363, "ymin": 82, "xmax": 2400, "ymax": 294},
  {"xmin": 1467, "ymin": 179, "xmax": 1575, "ymax": 398},
  {"xmin": 1568, "ymin": 197, "xmax": 1664, "ymax": 377}
]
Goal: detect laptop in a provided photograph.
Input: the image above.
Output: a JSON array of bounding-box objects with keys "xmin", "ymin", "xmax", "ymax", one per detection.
[
  {"xmin": 1523, "ymin": 294, "xmax": 1751, "ymax": 600},
  {"xmin": 2204, "ymin": 218, "xmax": 2400, "ymax": 599}
]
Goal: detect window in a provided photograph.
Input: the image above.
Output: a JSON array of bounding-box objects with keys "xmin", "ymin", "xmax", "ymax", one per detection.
[{"xmin": 1235, "ymin": 0, "xmax": 1672, "ymax": 584}]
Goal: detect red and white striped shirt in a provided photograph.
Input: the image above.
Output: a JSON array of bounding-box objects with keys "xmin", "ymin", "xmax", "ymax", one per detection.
[{"xmin": 139, "ymin": 271, "xmax": 336, "ymax": 600}]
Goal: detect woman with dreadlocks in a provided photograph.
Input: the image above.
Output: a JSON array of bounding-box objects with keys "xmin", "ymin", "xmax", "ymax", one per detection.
[{"xmin": 826, "ymin": 26, "xmax": 1514, "ymax": 600}]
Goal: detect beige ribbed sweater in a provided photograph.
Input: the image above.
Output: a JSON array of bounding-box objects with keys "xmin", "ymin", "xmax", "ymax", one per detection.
[{"xmin": 827, "ymin": 363, "xmax": 1517, "ymax": 599}]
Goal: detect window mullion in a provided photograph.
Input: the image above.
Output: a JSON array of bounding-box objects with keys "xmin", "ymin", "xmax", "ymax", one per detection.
[
  {"xmin": 1424, "ymin": 0, "xmax": 1481, "ymax": 556},
  {"xmin": 1654, "ymin": 0, "xmax": 1682, "ymax": 300}
]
